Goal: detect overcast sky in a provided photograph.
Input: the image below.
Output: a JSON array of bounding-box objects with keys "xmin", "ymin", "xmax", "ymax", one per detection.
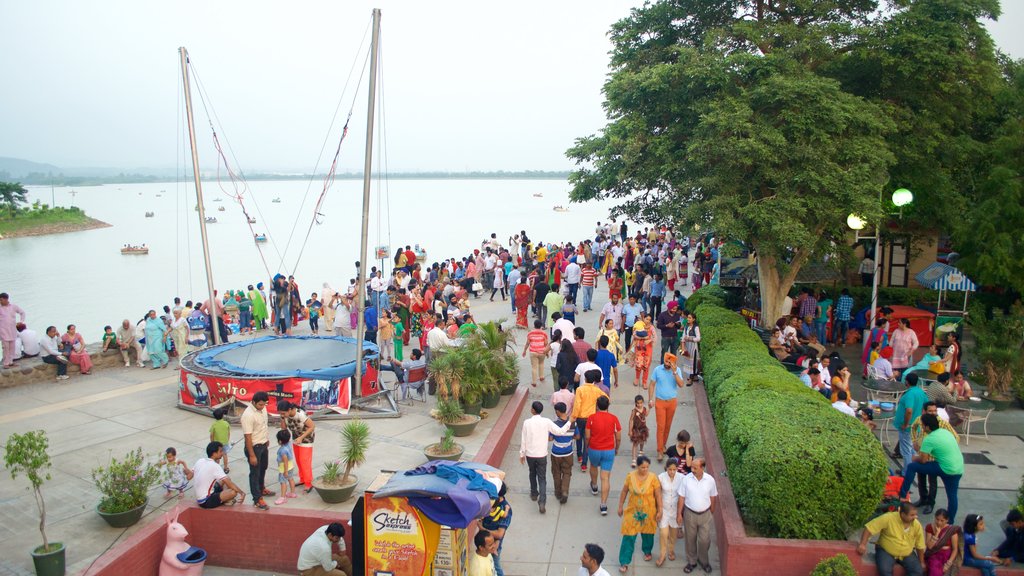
[{"xmin": 1, "ymin": 0, "xmax": 1021, "ymax": 173}]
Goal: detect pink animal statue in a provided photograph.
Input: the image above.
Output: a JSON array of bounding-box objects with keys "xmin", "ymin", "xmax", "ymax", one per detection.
[{"xmin": 159, "ymin": 507, "xmax": 207, "ymax": 576}]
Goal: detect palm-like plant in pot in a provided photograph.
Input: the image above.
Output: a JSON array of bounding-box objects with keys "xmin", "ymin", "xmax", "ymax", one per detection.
[
  {"xmin": 313, "ymin": 420, "xmax": 370, "ymax": 503},
  {"xmin": 424, "ymin": 427, "xmax": 465, "ymax": 462},
  {"xmin": 4, "ymin": 430, "xmax": 64, "ymax": 576}
]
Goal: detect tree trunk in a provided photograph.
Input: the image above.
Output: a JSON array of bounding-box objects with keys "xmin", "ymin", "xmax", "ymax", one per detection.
[
  {"xmin": 754, "ymin": 251, "xmax": 807, "ymax": 328},
  {"xmin": 36, "ymin": 486, "xmax": 49, "ymax": 552}
]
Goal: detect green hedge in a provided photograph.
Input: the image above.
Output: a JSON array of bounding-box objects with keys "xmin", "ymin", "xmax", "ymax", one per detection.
[
  {"xmin": 684, "ymin": 285, "xmax": 728, "ymax": 313},
  {"xmin": 810, "ymin": 553, "xmax": 857, "ymax": 576},
  {"xmin": 694, "ymin": 301, "xmax": 888, "ymax": 540}
]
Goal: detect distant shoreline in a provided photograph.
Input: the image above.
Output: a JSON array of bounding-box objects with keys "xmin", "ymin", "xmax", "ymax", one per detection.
[
  {"xmin": 16, "ymin": 171, "xmax": 572, "ymax": 187},
  {"xmin": 0, "ymin": 216, "xmax": 111, "ymax": 239}
]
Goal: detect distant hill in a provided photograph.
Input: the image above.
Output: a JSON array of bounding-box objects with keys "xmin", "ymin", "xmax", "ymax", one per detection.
[{"xmin": 0, "ymin": 157, "xmax": 62, "ymax": 179}]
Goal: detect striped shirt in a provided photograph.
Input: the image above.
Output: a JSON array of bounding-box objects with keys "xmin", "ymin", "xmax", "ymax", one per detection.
[
  {"xmin": 550, "ymin": 418, "xmax": 574, "ymax": 457},
  {"xmin": 581, "ymin": 268, "xmax": 598, "ymax": 287}
]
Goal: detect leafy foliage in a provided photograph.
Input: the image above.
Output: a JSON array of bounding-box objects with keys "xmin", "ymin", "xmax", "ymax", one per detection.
[
  {"xmin": 321, "ymin": 460, "xmax": 342, "ymax": 485},
  {"xmin": 4, "ymin": 431, "xmax": 55, "ymax": 552},
  {"xmin": 696, "ymin": 301, "xmax": 888, "ymax": 539},
  {"xmin": 684, "ymin": 285, "xmax": 727, "ymax": 314},
  {"xmin": 439, "ymin": 428, "xmax": 457, "ymax": 454},
  {"xmin": 436, "ymin": 398, "xmax": 466, "ymax": 425},
  {"xmin": 339, "ymin": 420, "xmax": 370, "ymax": 484},
  {"xmin": 0, "ymin": 181, "xmax": 28, "ymax": 215},
  {"xmin": 810, "ymin": 553, "xmax": 857, "ymax": 576},
  {"xmin": 967, "ymin": 300, "xmax": 1024, "ymax": 400},
  {"xmin": 92, "ymin": 448, "xmax": 160, "ymax": 514}
]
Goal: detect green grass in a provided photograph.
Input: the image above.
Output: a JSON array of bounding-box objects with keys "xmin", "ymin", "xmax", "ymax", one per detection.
[{"xmin": 0, "ymin": 205, "xmax": 94, "ymax": 235}]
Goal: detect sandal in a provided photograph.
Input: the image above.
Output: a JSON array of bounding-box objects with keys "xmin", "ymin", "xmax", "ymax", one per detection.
[
  {"xmin": 684, "ymin": 564, "xmax": 696, "ymax": 574},
  {"xmin": 656, "ymin": 557, "xmax": 666, "ymax": 567},
  {"xmin": 644, "ymin": 554, "xmax": 653, "ymax": 561},
  {"xmin": 669, "ymin": 552, "xmax": 676, "ymax": 561},
  {"xmin": 619, "ymin": 566, "xmax": 629, "ymax": 574}
]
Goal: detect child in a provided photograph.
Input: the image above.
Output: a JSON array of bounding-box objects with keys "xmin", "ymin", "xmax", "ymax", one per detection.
[
  {"xmin": 964, "ymin": 513, "xmax": 1003, "ymax": 575},
  {"xmin": 868, "ymin": 341, "xmax": 881, "ymax": 367},
  {"xmin": 391, "ymin": 308, "xmax": 405, "ymax": 361},
  {"xmin": 631, "ymin": 321, "xmax": 654, "ymax": 389},
  {"xmin": 306, "ymin": 294, "xmax": 322, "ymax": 336},
  {"xmin": 378, "ymin": 310, "xmax": 395, "ymax": 362},
  {"xmin": 101, "ymin": 325, "xmax": 117, "ymax": 353},
  {"xmin": 275, "ymin": 429, "xmax": 298, "ymax": 505},
  {"xmin": 628, "ymin": 395, "xmax": 649, "ymax": 466},
  {"xmin": 209, "ymin": 408, "xmax": 231, "ymax": 472},
  {"xmin": 159, "ymin": 447, "xmax": 193, "ymax": 499}
]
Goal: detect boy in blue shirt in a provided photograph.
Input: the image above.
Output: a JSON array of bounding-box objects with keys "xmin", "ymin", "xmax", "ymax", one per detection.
[{"xmin": 595, "ymin": 335, "xmax": 619, "ymax": 389}]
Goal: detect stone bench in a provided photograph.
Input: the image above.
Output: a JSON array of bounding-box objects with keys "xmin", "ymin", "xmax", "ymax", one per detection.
[{"xmin": 0, "ymin": 342, "xmax": 143, "ymax": 388}]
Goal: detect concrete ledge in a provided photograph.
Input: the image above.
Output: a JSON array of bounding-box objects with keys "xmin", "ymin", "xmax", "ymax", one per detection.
[
  {"xmin": 83, "ymin": 504, "xmax": 353, "ymax": 576},
  {"xmin": 0, "ymin": 343, "xmax": 143, "ymax": 388},
  {"xmin": 694, "ymin": 384, "xmax": 1023, "ymax": 575},
  {"xmin": 473, "ymin": 384, "xmax": 530, "ymax": 468}
]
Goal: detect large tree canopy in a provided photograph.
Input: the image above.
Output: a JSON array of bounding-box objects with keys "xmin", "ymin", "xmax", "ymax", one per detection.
[
  {"xmin": 0, "ymin": 182, "xmax": 29, "ymax": 217},
  {"xmin": 569, "ymin": 0, "xmax": 1009, "ymax": 321}
]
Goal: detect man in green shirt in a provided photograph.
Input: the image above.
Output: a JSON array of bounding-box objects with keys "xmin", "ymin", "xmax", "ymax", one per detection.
[
  {"xmin": 893, "ymin": 373, "xmax": 928, "ymax": 474},
  {"xmin": 898, "ymin": 413, "xmax": 964, "ymax": 523},
  {"xmin": 856, "ymin": 501, "xmax": 925, "ymax": 576}
]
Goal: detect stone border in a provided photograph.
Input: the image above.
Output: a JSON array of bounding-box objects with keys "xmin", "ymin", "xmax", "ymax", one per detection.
[
  {"xmin": 693, "ymin": 384, "xmax": 1022, "ymax": 575},
  {"xmin": 473, "ymin": 384, "xmax": 530, "ymax": 467}
]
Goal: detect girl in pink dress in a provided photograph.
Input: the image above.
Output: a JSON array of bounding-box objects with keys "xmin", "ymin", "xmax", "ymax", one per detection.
[{"xmin": 61, "ymin": 324, "xmax": 93, "ymax": 375}]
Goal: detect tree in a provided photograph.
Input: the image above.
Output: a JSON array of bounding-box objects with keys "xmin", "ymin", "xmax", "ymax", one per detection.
[
  {"xmin": 0, "ymin": 181, "xmax": 29, "ymax": 217},
  {"xmin": 568, "ymin": 0, "xmax": 892, "ymax": 323},
  {"xmin": 568, "ymin": 0, "xmax": 1008, "ymax": 322}
]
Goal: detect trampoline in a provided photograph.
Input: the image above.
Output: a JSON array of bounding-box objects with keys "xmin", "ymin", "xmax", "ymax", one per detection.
[{"xmin": 178, "ymin": 335, "xmax": 398, "ymax": 419}]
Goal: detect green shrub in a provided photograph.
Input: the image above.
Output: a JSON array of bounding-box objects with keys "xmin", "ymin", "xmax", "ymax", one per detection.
[
  {"xmin": 810, "ymin": 553, "xmax": 857, "ymax": 576},
  {"xmin": 685, "ymin": 285, "xmax": 728, "ymax": 313},
  {"xmin": 696, "ymin": 299, "xmax": 888, "ymax": 540}
]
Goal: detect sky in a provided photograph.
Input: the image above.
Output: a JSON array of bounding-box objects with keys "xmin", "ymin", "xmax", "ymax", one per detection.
[{"xmin": 1, "ymin": 0, "xmax": 1022, "ymax": 174}]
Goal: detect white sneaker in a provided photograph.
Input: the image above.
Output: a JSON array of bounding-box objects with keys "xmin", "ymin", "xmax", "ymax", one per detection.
[
  {"xmin": 57, "ymin": 375, "xmax": 69, "ymax": 380},
  {"xmin": 137, "ymin": 362, "xmax": 144, "ymax": 367},
  {"xmin": 125, "ymin": 361, "xmax": 130, "ymax": 367}
]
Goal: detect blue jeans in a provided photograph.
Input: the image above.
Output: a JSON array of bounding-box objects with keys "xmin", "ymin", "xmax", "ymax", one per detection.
[
  {"xmin": 567, "ymin": 282, "xmax": 579, "ymax": 303},
  {"xmin": 815, "ymin": 320, "xmax": 828, "ymax": 345},
  {"xmin": 875, "ymin": 546, "xmax": 923, "ymax": 576},
  {"xmin": 575, "ymin": 418, "xmax": 589, "ymax": 464},
  {"xmin": 897, "ymin": 429, "xmax": 915, "ymax": 476},
  {"xmin": 834, "ymin": 319, "xmax": 850, "ymax": 345},
  {"xmin": 963, "ymin": 555, "xmax": 998, "ymax": 576},
  {"xmin": 898, "ymin": 460, "xmax": 961, "ymax": 523},
  {"xmin": 581, "ymin": 286, "xmax": 594, "ymax": 311}
]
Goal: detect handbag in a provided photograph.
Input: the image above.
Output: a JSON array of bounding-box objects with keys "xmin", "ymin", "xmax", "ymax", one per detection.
[{"xmin": 471, "ymin": 282, "xmax": 483, "ymax": 292}]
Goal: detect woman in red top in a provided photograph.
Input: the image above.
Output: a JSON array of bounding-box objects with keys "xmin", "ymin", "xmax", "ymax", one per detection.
[
  {"xmin": 514, "ymin": 281, "xmax": 533, "ymax": 329},
  {"xmin": 521, "ymin": 320, "xmax": 549, "ymax": 388},
  {"xmin": 608, "ymin": 268, "xmax": 625, "ymax": 300}
]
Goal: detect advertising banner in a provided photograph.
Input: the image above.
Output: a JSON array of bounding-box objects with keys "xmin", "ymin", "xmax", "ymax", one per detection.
[
  {"xmin": 364, "ymin": 495, "xmax": 441, "ymax": 576},
  {"xmin": 178, "ymin": 370, "xmax": 353, "ymax": 415}
]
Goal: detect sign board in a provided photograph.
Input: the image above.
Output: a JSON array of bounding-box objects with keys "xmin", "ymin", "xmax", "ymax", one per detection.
[
  {"xmin": 365, "ymin": 495, "xmax": 441, "ymax": 576},
  {"xmin": 376, "ymin": 245, "xmax": 390, "ymax": 260},
  {"xmin": 178, "ymin": 370, "xmax": 366, "ymax": 415}
]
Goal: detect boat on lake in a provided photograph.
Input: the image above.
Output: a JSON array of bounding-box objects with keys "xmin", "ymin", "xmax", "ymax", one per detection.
[
  {"xmin": 217, "ymin": 206, "xmax": 225, "ymax": 212},
  {"xmin": 205, "ymin": 216, "xmax": 217, "ymax": 223},
  {"xmin": 213, "ymin": 198, "xmax": 222, "ymax": 202},
  {"xmin": 121, "ymin": 245, "xmax": 149, "ymax": 255},
  {"xmin": 553, "ymin": 205, "xmax": 569, "ymax": 212},
  {"xmin": 144, "ymin": 212, "xmax": 155, "ymax": 218},
  {"xmin": 272, "ymin": 197, "xmax": 281, "ymax": 203},
  {"xmin": 254, "ymin": 234, "xmax": 267, "ymax": 242},
  {"xmin": 533, "ymin": 193, "xmax": 543, "ymax": 197}
]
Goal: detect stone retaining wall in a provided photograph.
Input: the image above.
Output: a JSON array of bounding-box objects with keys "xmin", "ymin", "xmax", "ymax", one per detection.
[{"xmin": 0, "ymin": 343, "xmax": 143, "ymax": 388}]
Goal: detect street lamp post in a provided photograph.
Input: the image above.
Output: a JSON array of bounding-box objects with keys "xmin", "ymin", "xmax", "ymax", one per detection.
[{"xmin": 848, "ymin": 188, "xmax": 913, "ymax": 347}]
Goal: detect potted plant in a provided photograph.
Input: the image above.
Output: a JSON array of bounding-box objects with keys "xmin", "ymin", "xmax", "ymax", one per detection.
[
  {"xmin": 437, "ymin": 398, "xmax": 480, "ymax": 437},
  {"xmin": 423, "ymin": 427, "xmax": 464, "ymax": 462},
  {"xmin": 313, "ymin": 420, "xmax": 370, "ymax": 503},
  {"xmin": 4, "ymin": 431, "xmax": 64, "ymax": 576},
  {"xmin": 92, "ymin": 447, "xmax": 160, "ymax": 528}
]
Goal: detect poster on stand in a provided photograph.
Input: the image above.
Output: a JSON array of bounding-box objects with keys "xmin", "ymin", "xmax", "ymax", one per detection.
[
  {"xmin": 364, "ymin": 495, "xmax": 441, "ymax": 576},
  {"xmin": 179, "ymin": 371, "xmax": 352, "ymax": 414}
]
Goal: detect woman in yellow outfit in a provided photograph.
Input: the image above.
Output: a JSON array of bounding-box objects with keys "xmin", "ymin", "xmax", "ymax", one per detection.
[{"xmin": 617, "ymin": 455, "xmax": 662, "ymax": 572}]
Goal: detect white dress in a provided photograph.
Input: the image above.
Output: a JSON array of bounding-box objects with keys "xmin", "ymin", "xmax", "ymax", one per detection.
[{"xmin": 658, "ymin": 470, "xmax": 684, "ymax": 528}]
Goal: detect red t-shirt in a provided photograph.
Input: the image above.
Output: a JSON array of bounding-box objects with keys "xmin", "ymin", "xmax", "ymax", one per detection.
[
  {"xmin": 405, "ymin": 250, "xmax": 416, "ymax": 265},
  {"xmin": 526, "ymin": 330, "xmax": 548, "ymax": 353},
  {"xmin": 587, "ymin": 411, "xmax": 621, "ymax": 451}
]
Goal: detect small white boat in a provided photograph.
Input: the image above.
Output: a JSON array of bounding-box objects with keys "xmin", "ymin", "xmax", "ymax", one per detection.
[
  {"xmin": 144, "ymin": 212, "xmax": 155, "ymax": 218},
  {"xmin": 121, "ymin": 246, "xmax": 149, "ymax": 255},
  {"xmin": 533, "ymin": 193, "xmax": 543, "ymax": 197},
  {"xmin": 247, "ymin": 217, "xmax": 257, "ymax": 224},
  {"xmin": 272, "ymin": 197, "xmax": 281, "ymax": 203},
  {"xmin": 553, "ymin": 205, "xmax": 569, "ymax": 212},
  {"xmin": 217, "ymin": 206, "xmax": 226, "ymax": 212},
  {"xmin": 213, "ymin": 198, "xmax": 223, "ymax": 202},
  {"xmin": 205, "ymin": 216, "xmax": 217, "ymax": 223}
]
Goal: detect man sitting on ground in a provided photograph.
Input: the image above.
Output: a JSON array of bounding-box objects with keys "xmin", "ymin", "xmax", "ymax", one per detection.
[
  {"xmin": 297, "ymin": 522, "xmax": 352, "ymax": 576},
  {"xmin": 193, "ymin": 441, "xmax": 245, "ymax": 509},
  {"xmin": 994, "ymin": 509, "xmax": 1024, "ymax": 565}
]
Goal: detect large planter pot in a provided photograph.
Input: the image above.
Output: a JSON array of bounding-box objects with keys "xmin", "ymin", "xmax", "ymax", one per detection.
[
  {"xmin": 313, "ymin": 474, "xmax": 359, "ymax": 504},
  {"xmin": 31, "ymin": 542, "xmax": 65, "ymax": 576},
  {"xmin": 481, "ymin": 390, "xmax": 501, "ymax": 409},
  {"xmin": 97, "ymin": 499, "xmax": 147, "ymax": 528},
  {"xmin": 461, "ymin": 399, "xmax": 482, "ymax": 416},
  {"xmin": 987, "ymin": 396, "xmax": 1015, "ymax": 411},
  {"xmin": 444, "ymin": 414, "xmax": 481, "ymax": 437},
  {"xmin": 423, "ymin": 443, "xmax": 465, "ymax": 462},
  {"xmin": 500, "ymin": 382, "xmax": 518, "ymax": 396}
]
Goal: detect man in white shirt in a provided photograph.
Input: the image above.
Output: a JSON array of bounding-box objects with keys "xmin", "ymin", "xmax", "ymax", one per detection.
[
  {"xmin": 579, "ymin": 543, "xmax": 611, "ymax": 576},
  {"xmin": 297, "ymin": 523, "xmax": 351, "ymax": 576},
  {"xmin": 368, "ymin": 271, "xmax": 387, "ymax": 311},
  {"xmin": 832, "ymin": 390, "xmax": 858, "ymax": 417},
  {"xmin": 520, "ymin": 401, "xmax": 573, "ymax": 514},
  {"xmin": 15, "ymin": 323, "xmax": 40, "ymax": 359},
  {"xmin": 574, "ymin": 349, "xmax": 601, "ymax": 386},
  {"xmin": 552, "ymin": 313, "xmax": 575, "ymax": 346},
  {"xmin": 194, "ymin": 441, "xmax": 245, "ymax": 509},
  {"xmin": 39, "ymin": 326, "xmax": 69, "ymax": 381},
  {"xmin": 241, "ymin": 391, "xmax": 273, "ymax": 510},
  {"xmin": 676, "ymin": 458, "xmax": 719, "ymax": 574},
  {"xmin": 468, "ymin": 529, "xmax": 496, "ymax": 576},
  {"xmin": 599, "ymin": 294, "xmax": 625, "ymax": 332},
  {"xmin": 564, "ymin": 260, "xmax": 582, "ymax": 303}
]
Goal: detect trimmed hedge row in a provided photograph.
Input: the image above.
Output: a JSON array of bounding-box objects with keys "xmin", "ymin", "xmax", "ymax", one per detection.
[{"xmin": 693, "ymin": 290, "xmax": 888, "ymax": 540}]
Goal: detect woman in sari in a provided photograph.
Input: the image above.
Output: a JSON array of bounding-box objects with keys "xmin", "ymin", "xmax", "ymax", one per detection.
[
  {"xmin": 395, "ymin": 289, "xmax": 411, "ymax": 346},
  {"xmin": 170, "ymin": 307, "xmax": 189, "ymax": 364},
  {"xmin": 61, "ymin": 324, "xmax": 92, "ymax": 375},
  {"xmin": 601, "ymin": 246, "xmax": 615, "ymax": 276},
  {"xmin": 943, "ymin": 332, "xmax": 961, "ymax": 376},
  {"xmin": 902, "ymin": 344, "xmax": 943, "ymax": 382},
  {"xmin": 597, "ymin": 319, "xmax": 624, "ymax": 362},
  {"xmin": 925, "ymin": 508, "xmax": 962, "ymax": 576},
  {"xmin": 681, "ymin": 312, "xmax": 701, "ymax": 384},
  {"xmin": 861, "ymin": 318, "xmax": 890, "ymax": 377},
  {"xmin": 617, "ymin": 455, "xmax": 662, "ymax": 572},
  {"xmin": 891, "ymin": 318, "xmax": 920, "ymax": 373},
  {"xmin": 514, "ymin": 279, "xmax": 533, "ymax": 329},
  {"xmin": 144, "ymin": 310, "xmax": 171, "ymax": 369},
  {"xmin": 609, "ymin": 268, "xmax": 625, "ymax": 300}
]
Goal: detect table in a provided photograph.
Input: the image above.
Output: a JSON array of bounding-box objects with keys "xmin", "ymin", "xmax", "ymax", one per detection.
[
  {"xmin": 861, "ymin": 378, "xmax": 907, "ymax": 404},
  {"xmin": 947, "ymin": 396, "xmax": 996, "ymax": 445},
  {"xmin": 908, "ymin": 369, "xmax": 943, "ymax": 385}
]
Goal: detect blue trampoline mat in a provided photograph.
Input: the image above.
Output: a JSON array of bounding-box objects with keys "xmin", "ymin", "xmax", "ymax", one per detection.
[{"xmin": 193, "ymin": 335, "xmax": 378, "ymax": 380}]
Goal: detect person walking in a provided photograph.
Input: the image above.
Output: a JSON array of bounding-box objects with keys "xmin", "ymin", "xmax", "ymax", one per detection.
[
  {"xmin": 676, "ymin": 458, "xmax": 718, "ymax": 574},
  {"xmin": 680, "ymin": 312, "xmax": 701, "ymax": 386},
  {"xmin": 521, "ymin": 320, "xmax": 549, "ymax": 388},
  {"xmin": 242, "ymin": 391, "xmax": 274, "ymax": 510},
  {"xmin": 586, "ymin": 394, "xmax": 622, "ymax": 516},
  {"xmin": 617, "ymin": 455, "xmax": 662, "ymax": 572},
  {"xmin": 550, "ymin": 401, "xmax": 575, "ymax": 505},
  {"xmin": 579, "ymin": 543, "xmax": 611, "ymax": 576},
  {"xmin": 894, "ymin": 373, "xmax": 929, "ymax": 471},
  {"xmin": 0, "ymin": 292, "xmax": 27, "ymax": 368},
  {"xmin": 279, "ymin": 400, "xmax": 316, "ymax": 493},
  {"xmin": 648, "ymin": 353, "xmax": 686, "ymax": 461},
  {"xmin": 656, "ymin": 301, "xmax": 682, "ymax": 362},
  {"xmin": 656, "ymin": 458, "xmax": 684, "ymax": 566},
  {"xmin": 580, "ymin": 262, "xmax": 599, "ymax": 312},
  {"xmin": 520, "ymin": 401, "xmax": 573, "ymax": 514},
  {"xmin": 572, "ymin": 369, "xmax": 608, "ymax": 472}
]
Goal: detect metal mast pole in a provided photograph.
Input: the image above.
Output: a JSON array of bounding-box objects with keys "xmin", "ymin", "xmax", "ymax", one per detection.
[
  {"xmin": 354, "ymin": 8, "xmax": 381, "ymax": 398},
  {"xmin": 179, "ymin": 47, "xmax": 221, "ymax": 345}
]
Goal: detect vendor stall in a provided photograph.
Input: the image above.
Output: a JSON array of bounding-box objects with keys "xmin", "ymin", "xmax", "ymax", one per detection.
[{"xmin": 915, "ymin": 262, "xmax": 977, "ymax": 341}]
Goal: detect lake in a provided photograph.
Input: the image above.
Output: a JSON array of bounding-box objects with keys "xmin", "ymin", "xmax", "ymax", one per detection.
[{"xmin": 2, "ymin": 179, "xmax": 623, "ymax": 337}]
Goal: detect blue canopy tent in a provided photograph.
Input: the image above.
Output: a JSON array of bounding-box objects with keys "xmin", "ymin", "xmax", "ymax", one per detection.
[{"xmin": 915, "ymin": 262, "xmax": 977, "ymax": 316}]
